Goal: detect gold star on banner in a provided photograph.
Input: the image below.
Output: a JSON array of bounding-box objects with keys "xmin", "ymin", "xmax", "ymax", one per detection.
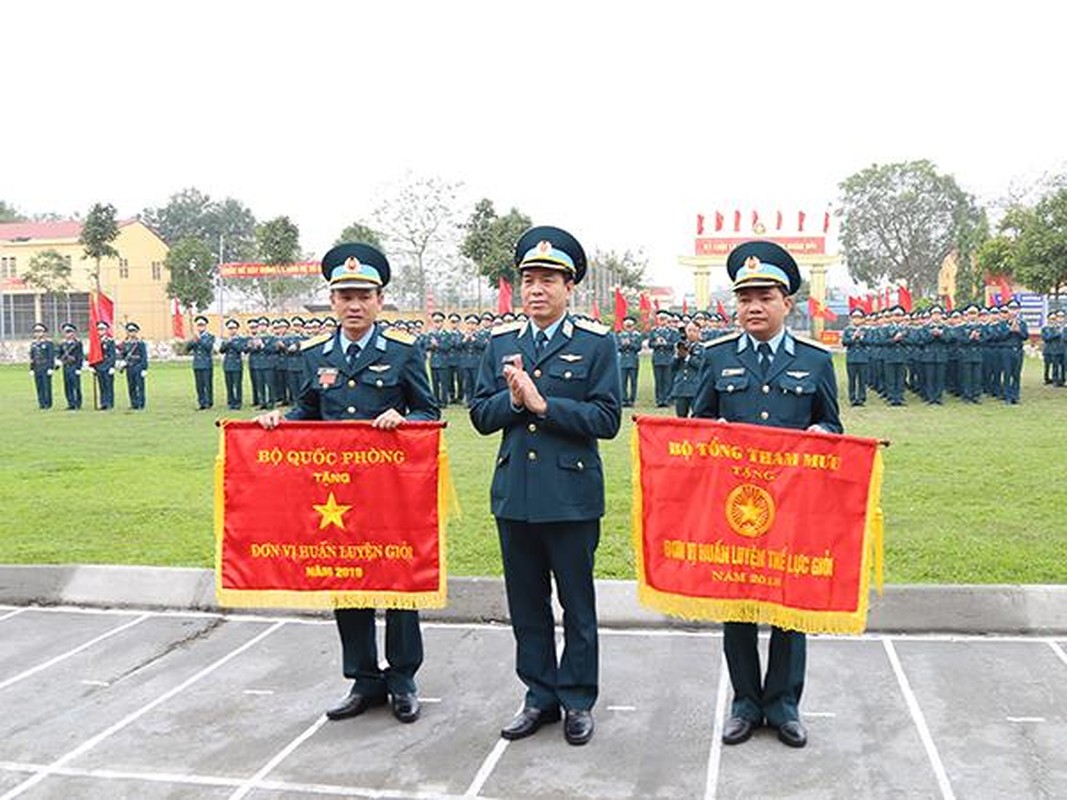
[
  {"xmin": 737, "ymin": 499, "xmax": 763, "ymax": 525},
  {"xmin": 313, "ymin": 491, "xmax": 351, "ymax": 530}
]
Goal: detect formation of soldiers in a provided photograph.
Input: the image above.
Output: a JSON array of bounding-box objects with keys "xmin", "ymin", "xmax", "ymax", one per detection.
[
  {"xmin": 27, "ymin": 320, "xmax": 147, "ymax": 410},
  {"xmin": 842, "ymin": 301, "xmax": 1032, "ymax": 406}
]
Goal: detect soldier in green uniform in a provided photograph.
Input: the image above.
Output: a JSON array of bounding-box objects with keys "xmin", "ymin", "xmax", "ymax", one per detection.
[
  {"xmin": 458, "ymin": 313, "xmax": 481, "ymax": 406},
  {"xmin": 470, "ymin": 225, "xmax": 622, "ymax": 747},
  {"xmin": 118, "ymin": 322, "xmax": 148, "ymax": 409},
  {"xmin": 842, "ymin": 308, "xmax": 869, "ymax": 406},
  {"xmin": 426, "ymin": 311, "xmax": 450, "ymax": 406},
  {"xmin": 1002, "ymin": 299, "xmax": 1028, "ymax": 404},
  {"xmin": 670, "ymin": 320, "xmax": 704, "ymax": 417},
  {"xmin": 882, "ymin": 306, "xmax": 908, "ymax": 405},
  {"xmin": 58, "ymin": 322, "xmax": 84, "ymax": 410},
  {"xmin": 92, "ymin": 320, "xmax": 117, "ymax": 410},
  {"xmin": 615, "ymin": 315, "xmax": 643, "ymax": 407},
  {"xmin": 649, "ymin": 309, "xmax": 678, "ymax": 407},
  {"xmin": 186, "ymin": 314, "xmax": 216, "ymax": 410},
  {"xmin": 693, "ymin": 240, "xmax": 842, "ymax": 750},
  {"xmin": 29, "ymin": 322, "xmax": 56, "ymax": 409},
  {"xmin": 283, "ymin": 317, "xmax": 306, "ymax": 405},
  {"xmin": 218, "ymin": 318, "xmax": 247, "ymax": 410},
  {"xmin": 1043, "ymin": 309, "xmax": 1065, "ymax": 386},
  {"xmin": 246, "ymin": 318, "xmax": 268, "ymax": 409},
  {"xmin": 257, "ymin": 243, "xmax": 438, "ymax": 725},
  {"xmin": 269, "ymin": 318, "xmax": 291, "ymax": 405},
  {"xmin": 959, "ymin": 305, "xmax": 984, "ymax": 403}
]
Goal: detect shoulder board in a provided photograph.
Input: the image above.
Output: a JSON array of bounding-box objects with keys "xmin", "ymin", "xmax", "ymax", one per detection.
[
  {"xmin": 793, "ymin": 334, "xmax": 832, "ymax": 352},
  {"xmin": 300, "ymin": 334, "xmax": 331, "ymax": 351},
  {"xmin": 706, "ymin": 332, "xmax": 742, "ymax": 347},
  {"xmin": 573, "ymin": 318, "xmax": 610, "ymax": 336},
  {"xmin": 383, "ymin": 328, "xmax": 416, "ymax": 345},
  {"xmin": 491, "ymin": 321, "xmax": 523, "ymax": 336}
]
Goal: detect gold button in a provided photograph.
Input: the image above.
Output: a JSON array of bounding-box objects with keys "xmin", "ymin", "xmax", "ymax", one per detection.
[
  {"xmin": 726, "ymin": 384, "xmax": 735, "ymax": 393},
  {"xmin": 576, "ymin": 461, "xmax": 584, "ymax": 471},
  {"xmin": 347, "ymin": 380, "xmax": 356, "ymax": 388},
  {"xmin": 533, "ymin": 369, "xmax": 542, "ymax": 378},
  {"xmin": 376, "ymin": 379, "xmax": 383, "ymax": 387},
  {"xmin": 528, "ymin": 451, "xmax": 537, "ymax": 461},
  {"xmin": 795, "ymin": 386, "xmax": 803, "ymax": 395},
  {"xmin": 346, "ymin": 406, "xmax": 356, "ymax": 414},
  {"xmin": 762, "ymin": 385, "xmax": 770, "ymax": 394},
  {"xmin": 760, "ymin": 410, "xmax": 769, "ymax": 420},
  {"xmin": 527, "ymin": 423, "xmax": 537, "ymax": 433},
  {"xmin": 564, "ymin": 370, "xmax": 572, "ymax": 379}
]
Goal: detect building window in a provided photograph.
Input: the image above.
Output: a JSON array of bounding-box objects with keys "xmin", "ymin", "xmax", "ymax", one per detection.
[
  {"xmin": 0, "ymin": 256, "xmax": 16, "ymax": 278},
  {"xmin": 119, "ymin": 257, "xmax": 130, "ymax": 280},
  {"xmin": 64, "ymin": 255, "xmax": 72, "ymax": 269},
  {"xmin": 151, "ymin": 261, "xmax": 162, "ymax": 281}
]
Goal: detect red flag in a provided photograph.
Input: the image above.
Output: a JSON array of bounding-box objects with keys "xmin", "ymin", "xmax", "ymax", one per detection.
[
  {"xmin": 883, "ymin": 288, "xmax": 892, "ymax": 310},
  {"xmin": 696, "ymin": 214, "xmax": 705, "ymax": 235},
  {"xmin": 863, "ymin": 294, "xmax": 874, "ymax": 314},
  {"xmin": 898, "ymin": 285, "xmax": 912, "ymax": 312},
  {"xmin": 807, "ymin": 298, "xmax": 820, "ymax": 318},
  {"xmin": 848, "ymin": 296, "xmax": 859, "ymax": 312},
  {"xmin": 592, "ymin": 296, "xmax": 602, "ymax": 321},
  {"xmin": 943, "ymin": 294, "xmax": 954, "ymax": 312},
  {"xmin": 654, "ymin": 298, "xmax": 661, "ymax": 312},
  {"xmin": 714, "ymin": 211, "xmax": 724, "ymax": 232},
  {"xmin": 776, "ymin": 210, "xmax": 783, "ymax": 230},
  {"xmin": 716, "ymin": 299, "xmax": 727, "ymax": 319},
  {"xmin": 823, "ymin": 209, "xmax": 831, "ymax": 234},
  {"xmin": 995, "ymin": 275, "xmax": 1012, "ymax": 305},
  {"xmin": 613, "ymin": 287, "xmax": 628, "ymax": 332},
  {"xmin": 497, "ymin": 277, "xmax": 513, "ymax": 313},
  {"xmin": 751, "ymin": 210, "xmax": 760, "ymax": 230},
  {"xmin": 733, "ymin": 210, "xmax": 741, "ymax": 232},
  {"xmin": 171, "ymin": 297, "xmax": 185, "ymax": 338},
  {"xmin": 87, "ymin": 290, "xmax": 114, "ymax": 366},
  {"xmin": 798, "ymin": 211, "xmax": 806, "ymax": 232},
  {"xmin": 682, "ymin": 298, "xmax": 689, "ymax": 316},
  {"xmin": 639, "ymin": 291, "xmax": 653, "ymax": 331}
]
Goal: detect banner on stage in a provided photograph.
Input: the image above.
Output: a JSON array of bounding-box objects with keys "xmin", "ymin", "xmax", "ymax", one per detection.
[
  {"xmin": 632, "ymin": 416, "xmax": 884, "ymax": 634},
  {"xmin": 215, "ymin": 420, "xmax": 454, "ymax": 610}
]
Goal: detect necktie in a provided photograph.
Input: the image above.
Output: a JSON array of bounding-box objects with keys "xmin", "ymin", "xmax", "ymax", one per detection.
[
  {"xmin": 535, "ymin": 330, "xmax": 548, "ymax": 357},
  {"xmin": 346, "ymin": 342, "xmax": 361, "ymax": 367},
  {"xmin": 757, "ymin": 342, "xmax": 773, "ymax": 375}
]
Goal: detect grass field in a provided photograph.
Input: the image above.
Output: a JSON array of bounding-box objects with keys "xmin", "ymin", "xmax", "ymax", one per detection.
[{"xmin": 2, "ymin": 356, "xmax": 1065, "ymax": 583}]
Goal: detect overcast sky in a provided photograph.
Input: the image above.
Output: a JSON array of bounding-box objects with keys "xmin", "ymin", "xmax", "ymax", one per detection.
[{"xmin": 6, "ymin": 1, "xmax": 1064, "ymax": 292}]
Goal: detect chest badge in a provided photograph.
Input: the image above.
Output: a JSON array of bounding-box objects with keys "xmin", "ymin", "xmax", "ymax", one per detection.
[
  {"xmin": 721, "ymin": 367, "xmax": 745, "ymax": 377},
  {"xmin": 559, "ymin": 354, "xmax": 583, "ymax": 362},
  {"xmin": 786, "ymin": 370, "xmax": 810, "ymax": 379},
  {"xmin": 317, "ymin": 367, "xmax": 339, "ymax": 388}
]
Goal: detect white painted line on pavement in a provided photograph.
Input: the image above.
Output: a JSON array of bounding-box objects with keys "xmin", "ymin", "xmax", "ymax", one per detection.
[
  {"xmin": 420, "ymin": 696, "xmax": 442, "ymax": 703},
  {"xmin": 465, "ymin": 700, "xmax": 525, "ymax": 798},
  {"xmin": 227, "ymin": 714, "xmax": 328, "ymax": 800},
  {"xmin": 0, "ymin": 613, "xmax": 149, "ymax": 693},
  {"xmin": 607, "ymin": 704, "xmax": 637, "ymax": 711},
  {"xmin": 804, "ymin": 711, "xmax": 837, "ymax": 718},
  {"xmin": 0, "ymin": 620, "xmax": 286, "ymax": 800},
  {"xmin": 1006, "ymin": 716, "xmax": 1045, "ymax": 723},
  {"xmin": 703, "ymin": 654, "xmax": 729, "ymax": 800},
  {"xmin": 1050, "ymin": 641, "xmax": 1067, "ymax": 667},
  {"xmin": 78, "ymin": 680, "xmax": 110, "ymax": 687},
  {"xmin": 0, "ymin": 608, "xmax": 27, "ymax": 622},
  {"xmin": 241, "ymin": 689, "xmax": 274, "ymax": 695},
  {"xmin": 883, "ymin": 638, "xmax": 955, "ymax": 800}
]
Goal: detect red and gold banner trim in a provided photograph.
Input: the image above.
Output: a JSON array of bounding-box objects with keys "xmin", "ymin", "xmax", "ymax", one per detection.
[{"xmin": 632, "ymin": 416, "xmax": 884, "ymax": 635}]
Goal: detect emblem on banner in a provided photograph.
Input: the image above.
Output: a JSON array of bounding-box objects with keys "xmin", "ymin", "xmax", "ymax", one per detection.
[{"xmin": 725, "ymin": 484, "xmax": 775, "ymax": 538}]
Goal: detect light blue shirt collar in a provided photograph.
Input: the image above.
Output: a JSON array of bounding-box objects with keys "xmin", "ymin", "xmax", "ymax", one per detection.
[
  {"xmin": 340, "ymin": 325, "xmax": 375, "ymax": 353},
  {"xmin": 739, "ymin": 327, "xmax": 792, "ymax": 356},
  {"xmin": 532, "ymin": 316, "xmax": 564, "ymax": 343}
]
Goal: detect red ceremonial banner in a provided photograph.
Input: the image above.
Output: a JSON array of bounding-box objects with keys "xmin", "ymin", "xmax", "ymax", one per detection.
[
  {"xmin": 632, "ymin": 416, "xmax": 884, "ymax": 634},
  {"xmin": 215, "ymin": 420, "xmax": 453, "ymax": 610}
]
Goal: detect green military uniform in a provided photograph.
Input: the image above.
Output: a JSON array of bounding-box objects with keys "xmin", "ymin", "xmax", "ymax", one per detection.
[
  {"xmin": 615, "ymin": 318, "xmax": 643, "ymax": 407},
  {"xmin": 29, "ymin": 323, "xmax": 56, "ymax": 409},
  {"xmin": 219, "ymin": 319, "xmax": 247, "ymax": 410},
  {"xmin": 58, "ymin": 323, "xmax": 84, "ymax": 410},
  {"xmin": 187, "ymin": 315, "xmax": 216, "ymax": 410}
]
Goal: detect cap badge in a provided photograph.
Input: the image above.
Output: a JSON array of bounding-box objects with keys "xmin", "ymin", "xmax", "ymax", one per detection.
[
  {"xmin": 744, "ymin": 256, "xmax": 761, "ymax": 270},
  {"xmin": 344, "ymin": 256, "xmax": 361, "ymax": 272},
  {"xmin": 536, "ymin": 240, "xmax": 553, "ymax": 255}
]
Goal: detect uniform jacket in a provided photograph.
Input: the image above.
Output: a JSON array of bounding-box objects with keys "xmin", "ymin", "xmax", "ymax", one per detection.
[
  {"xmin": 615, "ymin": 330, "xmax": 643, "ymax": 369},
  {"xmin": 469, "ymin": 315, "xmax": 622, "ymax": 523},
  {"xmin": 671, "ymin": 340, "xmax": 705, "ymax": 399},
  {"xmin": 94, "ymin": 337, "xmax": 116, "ymax": 372},
  {"xmin": 841, "ymin": 325, "xmax": 869, "ymax": 364},
  {"xmin": 219, "ymin": 336, "xmax": 247, "ymax": 371},
  {"xmin": 649, "ymin": 325, "xmax": 679, "ymax": 366},
  {"xmin": 119, "ymin": 339, "xmax": 149, "ymax": 372},
  {"xmin": 693, "ymin": 332, "xmax": 842, "ymax": 433},
  {"xmin": 187, "ymin": 332, "xmax": 216, "ymax": 369},
  {"xmin": 59, "ymin": 339, "xmax": 84, "ymax": 371},
  {"xmin": 285, "ymin": 324, "xmax": 438, "ymax": 423},
  {"xmin": 30, "ymin": 340, "xmax": 56, "ymax": 373}
]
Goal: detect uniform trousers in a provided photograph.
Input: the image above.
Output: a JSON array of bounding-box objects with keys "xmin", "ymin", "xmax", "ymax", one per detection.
[
  {"xmin": 194, "ymin": 367, "xmax": 213, "ymax": 408},
  {"xmin": 224, "ymin": 369, "xmax": 243, "ymax": 409},
  {"xmin": 724, "ymin": 623, "xmax": 806, "ymax": 728},
  {"xmin": 335, "ymin": 608, "xmax": 422, "ymax": 697},
  {"xmin": 620, "ymin": 367, "xmax": 638, "ymax": 405},
  {"xmin": 497, "ymin": 518, "xmax": 600, "ymax": 712}
]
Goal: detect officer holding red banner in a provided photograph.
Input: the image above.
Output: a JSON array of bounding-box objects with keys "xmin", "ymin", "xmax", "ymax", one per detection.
[
  {"xmin": 692, "ymin": 240, "xmax": 842, "ymax": 749},
  {"xmin": 470, "ymin": 225, "xmax": 622, "ymax": 746},
  {"xmin": 256, "ymin": 242, "xmax": 439, "ymax": 725}
]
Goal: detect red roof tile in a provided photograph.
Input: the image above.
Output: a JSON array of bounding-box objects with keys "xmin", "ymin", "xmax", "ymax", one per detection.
[{"xmin": 0, "ymin": 219, "xmax": 139, "ymax": 242}]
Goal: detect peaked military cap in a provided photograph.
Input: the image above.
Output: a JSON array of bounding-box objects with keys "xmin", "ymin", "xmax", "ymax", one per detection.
[
  {"xmin": 62, "ymin": 322, "xmax": 77, "ymax": 332},
  {"xmin": 849, "ymin": 307, "xmax": 866, "ymax": 318},
  {"xmin": 225, "ymin": 318, "xmax": 240, "ymax": 328},
  {"xmin": 125, "ymin": 322, "xmax": 140, "ymax": 332},
  {"xmin": 514, "ymin": 225, "xmax": 587, "ymax": 284},
  {"xmin": 726, "ymin": 240, "xmax": 801, "ymax": 295},
  {"xmin": 194, "ymin": 315, "xmax": 208, "ymax": 325},
  {"xmin": 321, "ymin": 242, "xmax": 390, "ymax": 289},
  {"xmin": 33, "ymin": 322, "xmax": 48, "ymax": 332}
]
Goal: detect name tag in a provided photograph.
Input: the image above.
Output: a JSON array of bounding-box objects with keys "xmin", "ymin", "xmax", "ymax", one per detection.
[{"xmin": 721, "ymin": 367, "xmax": 746, "ymax": 377}]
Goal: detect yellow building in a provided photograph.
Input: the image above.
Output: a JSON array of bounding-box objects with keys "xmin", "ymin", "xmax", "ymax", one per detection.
[{"xmin": 0, "ymin": 219, "xmax": 170, "ymax": 341}]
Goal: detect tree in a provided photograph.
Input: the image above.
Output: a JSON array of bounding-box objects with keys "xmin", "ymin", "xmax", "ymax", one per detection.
[
  {"xmin": 165, "ymin": 237, "xmax": 217, "ymax": 311},
  {"xmin": 142, "ymin": 188, "xmax": 257, "ymax": 263},
  {"xmin": 23, "ymin": 249, "xmax": 73, "ymax": 294},
  {"xmin": 79, "ymin": 202, "xmax": 120, "ymax": 292},
  {"xmin": 241, "ymin": 216, "xmax": 314, "ymax": 309},
  {"xmin": 336, "ymin": 220, "xmax": 383, "ymax": 248},
  {"xmin": 1011, "ymin": 188, "xmax": 1067, "ymax": 297},
  {"xmin": 838, "ymin": 160, "xmax": 987, "ymax": 297},
  {"xmin": 584, "ymin": 249, "xmax": 649, "ymax": 321},
  {"xmin": 0, "ymin": 201, "xmax": 26, "ymax": 223},
  {"xmin": 373, "ymin": 174, "xmax": 464, "ymax": 309},
  {"xmin": 461, "ymin": 199, "xmax": 532, "ymax": 286}
]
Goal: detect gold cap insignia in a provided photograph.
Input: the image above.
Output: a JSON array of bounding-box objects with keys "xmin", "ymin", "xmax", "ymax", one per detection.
[
  {"xmin": 744, "ymin": 256, "xmax": 761, "ymax": 270},
  {"xmin": 537, "ymin": 240, "xmax": 553, "ymax": 255},
  {"xmin": 344, "ymin": 256, "xmax": 362, "ymax": 272}
]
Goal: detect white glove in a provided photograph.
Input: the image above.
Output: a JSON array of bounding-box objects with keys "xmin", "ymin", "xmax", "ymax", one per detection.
[
  {"xmin": 108, "ymin": 368, "xmax": 115, "ymax": 375},
  {"xmin": 46, "ymin": 369, "xmax": 53, "ymax": 376},
  {"xmin": 54, "ymin": 359, "xmax": 63, "ymax": 369},
  {"xmin": 141, "ymin": 371, "xmax": 147, "ymax": 378}
]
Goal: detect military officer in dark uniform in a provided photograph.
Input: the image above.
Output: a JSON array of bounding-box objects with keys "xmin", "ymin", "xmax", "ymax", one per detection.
[
  {"xmin": 1002, "ymin": 299, "xmax": 1028, "ymax": 404},
  {"xmin": 29, "ymin": 322, "xmax": 56, "ymax": 409},
  {"xmin": 246, "ymin": 318, "xmax": 270, "ymax": 409},
  {"xmin": 615, "ymin": 315, "xmax": 643, "ymax": 406},
  {"xmin": 458, "ymin": 313, "xmax": 481, "ymax": 406},
  {"xmin": 187, "ymin": 314, "xmax": 216, "ymax": 409},
  {"xmin": 649, "ymin": 309, "xmax": 678, "ymax": 407},
  {"xmin": 284, "ymin": 317, "xmax": 307, "ymax": 404},
  {"xmin": 670, "ymin": 319, "xmax": 704, "ymax": 417},
  {"xmin": 118, "ymin": 322, "xmax": 148, "ymax": 409},
  {"xmin": 842, "ymin": 308, "xmax": 869, "ymax": 406},
  {"xmin": 257, "ymin": 242, "xmax": 438, "ymax": 725},
  {"xmin": 92, "ymin": 320, "xmax": 117, "ymax": 410},
  {"xmin": 1044, "ymin": 309, "xmax": 1065, "ymax": 386},
  {"xmin": 426, "ymin": 311, "xmax": 450, "ymax": 406},
  {"xmin": 470, "ymin": 225, "xmax": 622, "ymax": 746},
  {"xmin": 58, "ymin": 322, "xmax": 84, "ymax": 410},
  {"xmin": 693, "ymin": 240, "xmax": 842, "ymax": 750},
  {"xmin": 219, "ymin": 318, "xmax": 247, "ymax": 410}
]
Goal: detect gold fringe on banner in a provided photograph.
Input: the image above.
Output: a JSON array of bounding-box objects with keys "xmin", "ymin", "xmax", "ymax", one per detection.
[
  {"xmin": 632, "ymin": 425, "xmax": 887, "ymax": 636},
  {"xmin": 214, "ymin": 421, "xmax": 452, "ymax": 611}
]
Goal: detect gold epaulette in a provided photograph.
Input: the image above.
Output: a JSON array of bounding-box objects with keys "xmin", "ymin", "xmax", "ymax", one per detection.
[
  {"xmin": 491, "ymin": 321, "xmax": 523, "ymax": 336},
  {"xmin": 793, "ymin": 334, "xmax": 832, "ymax": 352},
  {"xmin": 300, "ymin": 333, "xmax": 331, "ymax": 351},
  {"xmin": 706, "ymin": 332, "xmax": 742, "ymax": 347},
  {"xmin": 383, "ymin": 328, "xmax": 416, "ymax": 345},
  {"xmin": 573, "ymin": 317, "xmax": 610, "ymax": 336}
]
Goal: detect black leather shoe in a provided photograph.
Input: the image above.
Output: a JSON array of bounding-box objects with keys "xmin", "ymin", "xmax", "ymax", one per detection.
[
  {"xmin": 777, "ymin": 719, "xmax": 808, "ymax": 748},
  {"xmin": 564, "ymin": 709, "xmax": 594, "ymax": 745},
  {"xmin": 391, "ymin": 693, "xmax": 420, "ymax": 723},
  {"xmin": 500, "ymin": 705, "xmax": 561, "ymax": 740},
  {"xmin": 325, "ymin": 691, "xmax": 386, "ymax": 720},
  {"xmin": 722, "ymin": 716, "xmax": 758, "ymax": 745}
]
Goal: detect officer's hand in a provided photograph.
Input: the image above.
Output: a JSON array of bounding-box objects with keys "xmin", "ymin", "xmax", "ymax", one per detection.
[
  {"xmin": 372, "ymin": 408, "xmax": 404, "ymax": 429},
  {"xmin": 503, "ymin": 364, "xmax": 526, "ymax": 407},
  {"xmin": 807, "ymin": 424, "xmax": 829, "ymax": 433},
  {"xmin": 255, "ymin": 409, "xmax": 283, "ymax": 429}
]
